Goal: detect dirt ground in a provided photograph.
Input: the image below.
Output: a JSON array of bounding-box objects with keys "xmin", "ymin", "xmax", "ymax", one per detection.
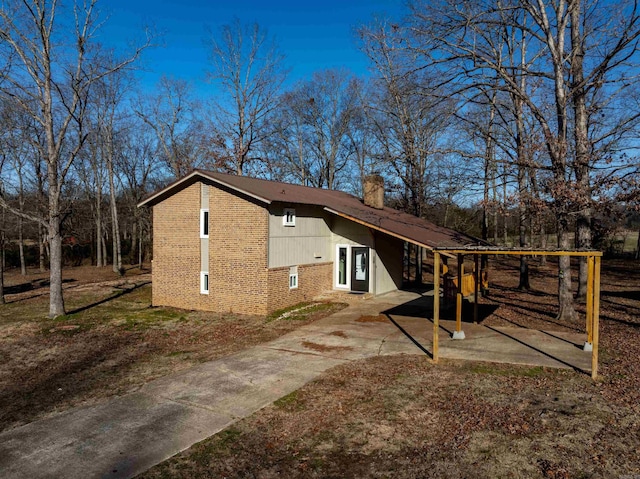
[
  {"xmin": 139, "ymin": 257, "xmax": 640, "ymax": 479},
  {"xmin": 0, "ymin": 265, "xmax": 346, "ymax": 432}
]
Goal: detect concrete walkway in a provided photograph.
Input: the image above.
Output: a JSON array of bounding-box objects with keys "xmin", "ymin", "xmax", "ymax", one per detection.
[{"xmin": 0, "ymin": 290, "xmax": 592, "ymax": 479}]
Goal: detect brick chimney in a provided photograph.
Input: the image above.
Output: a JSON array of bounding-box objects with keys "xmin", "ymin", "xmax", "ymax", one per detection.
[{"xmin": 363, "ymin": 174, "xmax": 384, "ymax": 209}]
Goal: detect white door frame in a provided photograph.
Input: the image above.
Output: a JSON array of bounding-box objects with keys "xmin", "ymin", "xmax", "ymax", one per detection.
[{"xmin": 334, "ymin": 244, "xmax": 373, "ymax": 293}]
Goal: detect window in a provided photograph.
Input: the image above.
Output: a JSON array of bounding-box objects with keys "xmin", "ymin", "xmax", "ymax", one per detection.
[
  {"xmin": 335, "ymin": 245, "xmax": 350, "ymax": 289},
  {"xmin": 283, "ymin": 208, "xmax": 296, "ymax": 226},
  {"xmin": 337, "ymin": 246, "xmax": 348, "ymax": 286},
  {"xmin": 200, "ymin": 271, "xmax": 209, "ymax": 295},
  {"xmin": 289, "ymin": 266, "xmax": 298, "ymax": 289},
  {"xmin": 200, "ymin": 209, "xmax": 209, "ymax": 238}
]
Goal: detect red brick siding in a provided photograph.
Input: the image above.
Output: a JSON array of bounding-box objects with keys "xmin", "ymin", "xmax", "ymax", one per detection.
[{"xmin": 267, "ymin": 262, "xmax": 333, "ymax": 313}]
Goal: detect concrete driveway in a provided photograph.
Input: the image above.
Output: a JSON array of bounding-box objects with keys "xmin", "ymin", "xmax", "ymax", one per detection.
[{"xmin": 0, "ymin": 290, "xmax": 592, "ymax": 479}]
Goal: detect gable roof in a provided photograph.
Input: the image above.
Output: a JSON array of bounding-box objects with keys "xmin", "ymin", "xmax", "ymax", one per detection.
[{"xmin": 138, "ymin": 169, "xmax": 482, "ymax": 250}]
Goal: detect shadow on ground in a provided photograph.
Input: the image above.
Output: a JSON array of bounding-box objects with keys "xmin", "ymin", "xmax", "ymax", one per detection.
[
  {"xmin": 66, "ymin": 281, "xmax": 151, "ymax": 316},
  {"xmin": 5, "ymin": 278, "xmax": 77, "ymax": 295},
  {"xmin": 384, "ymin": 294, "xmax": 499, "ymax": 322}
]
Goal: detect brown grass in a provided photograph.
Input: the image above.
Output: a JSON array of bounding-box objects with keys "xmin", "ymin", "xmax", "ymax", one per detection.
[
  {"xmin": 140, "ymin": 257, "xmax": 640, "ymax": 479},
  {"xmin": 0, "ymin": 265, "xmax": 346, "ymax": 432}
]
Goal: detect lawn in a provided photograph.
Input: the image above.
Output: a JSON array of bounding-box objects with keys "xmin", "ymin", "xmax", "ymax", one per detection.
[
  {"xmin": 2, "ymin": 258, "xmax": 639, "ymax": 478},
  {"xmin": 0, "ymin": 265, "xmax": 346, "ymax": 432},
  {"xmin": 139, "ymin": 257, "xmax": 640, "ymax": 479}
]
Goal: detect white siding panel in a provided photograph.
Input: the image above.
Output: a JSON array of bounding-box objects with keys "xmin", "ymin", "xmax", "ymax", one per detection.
[
  {"xmin": 330, "ymin": 216, "xmax": 372, "ymax": 248},
  {"xmin": 268, "ymin": 204, "xmax": 331, "ymax": 268},
  {"xmin": 374, "ymin": 233, "xmax": 404, "ymax": 294}
]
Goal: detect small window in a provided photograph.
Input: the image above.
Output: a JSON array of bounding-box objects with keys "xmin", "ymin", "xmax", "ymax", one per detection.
[
  {"xmin": 200, "ymin": 209, "xmax": 209, "ymax": 238},
  {"xmin": 338, "ymin": 246, "xmax": 348, "ymax": 286},
  {"xmin": 200, "ymin": 271, "xmax": 209, "ymax": 295},
  {"xmin": 289, "ymin": 266, "xmax": 298, "ymax": 289},
  {"xmin": 283, "ymin": 208, "xmax": 295, "ymax": 226}
]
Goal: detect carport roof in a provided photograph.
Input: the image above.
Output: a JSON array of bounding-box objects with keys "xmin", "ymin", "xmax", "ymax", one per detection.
[{"xmin": 138, "ymin": 169, "xmax": 482, "ymax": 249}]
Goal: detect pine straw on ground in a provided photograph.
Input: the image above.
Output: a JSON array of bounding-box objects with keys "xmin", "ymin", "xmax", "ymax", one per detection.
[{"xmin": 141, "ymin": 257, "xmax": 640, "ymax": 479}]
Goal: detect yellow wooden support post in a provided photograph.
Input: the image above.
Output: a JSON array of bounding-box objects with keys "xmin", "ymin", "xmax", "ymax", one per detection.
[
  {"xmin": 585, "ymin": 255, "xmax": 594, "ymax": 348},
  {"xmin": 592, "ymin": 256, "xmax": 601, "ymax": 380},
  {"xmin": 473, "ymin": 254, "xmax": 479, "ymax": 324},
  {"xmin": 433, "ymin": 252, "xmax": 440, "ymax": 363},
  {"xmin": 453, "ymin": 254, "xmax": 465, "ymax": 339}
]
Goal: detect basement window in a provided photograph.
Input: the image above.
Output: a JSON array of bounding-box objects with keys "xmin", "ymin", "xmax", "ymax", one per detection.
[
  {"xmin": 289, "ymin": 266, "xmax": 298, "ymax": 289},
  {"xmin": 283, "ymin": 208, "xmax": 296, "ymax": 227},
  {"xmin": 201, "ymin": 271, "xmax": 209, "ymax": 295},
  {"xmin": 200, "ymin": 209, "xmax": 209, "ymax": 238}
]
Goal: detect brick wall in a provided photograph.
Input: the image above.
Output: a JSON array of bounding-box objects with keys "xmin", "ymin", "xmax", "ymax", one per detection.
[
  {"xmin": 152, "ymin": 182, "xmax": 211, "ymax": 310},
  {"xmin": 208, "ymin": 185, "xmax": 269, "ymax": 315},
  {"xmin": 267, "ymin": 262, "xmax": 333, "ymax": 313},
  {"xmin": 152, "ymin": 180, "xmax": 332, "ymax": 316}
]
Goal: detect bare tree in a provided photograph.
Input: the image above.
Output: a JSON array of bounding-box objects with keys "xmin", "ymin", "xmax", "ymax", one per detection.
[
  {"xmin": 409, "ymin": 0, "xmax": 577, "ymax": 319},
  {"xmin": 117, "ymin": 121, "xmax": 159, "ymax": 268},
  {"xmin": 134, "ymin": 76, "xmax": 204, "ymax": 178},
  {"xmin": 0, "ymin": 0, "xmax": 149, "ymax": 317},
  {"xmin": 360, "ymin": 20, "xmax": 457, "ymax": 217},
  {"xmin": 275, "ymin": 70, "xmax": 361, "ymax": 189},
  {"xmin": 207, "ymin": 19, "xmax": 287, "ymax": 176},
  {"xmin": 409, "ymin": 0, "xmax": 640, "ymax": 318},
  {"xmin": 261, "ymin": 89, "xmax": 313, "ymax": 184}
]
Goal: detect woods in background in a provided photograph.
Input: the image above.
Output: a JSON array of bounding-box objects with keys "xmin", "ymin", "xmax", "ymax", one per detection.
[{"xmin": 1, "ymin": 0, "xmax": 639, "ymax": 318}]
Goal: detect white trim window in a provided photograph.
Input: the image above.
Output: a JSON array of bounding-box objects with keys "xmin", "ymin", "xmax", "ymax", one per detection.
[
  {"xmin": 200, "ymin": 209, "xmax": 209, "ymax": 238},
  {"xmin": 335, "ymin": 244, "xmax": 350, "ymax": 289},
  {"xmin": 289, "ymin": 266, "xmax": 298, "ymax": 289},
  {"xmin": 200, "ymin": 271, "xmax": 209, "ymax": 295},
  {"xmin": 283, "ymin": 208, "xmax": 296, "ymax": 227}
]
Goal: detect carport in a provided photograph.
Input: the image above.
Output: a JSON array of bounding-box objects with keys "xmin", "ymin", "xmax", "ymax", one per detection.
[{"xmin": 431, "ymin": 247, "xmax": 603, "ymax": 379}]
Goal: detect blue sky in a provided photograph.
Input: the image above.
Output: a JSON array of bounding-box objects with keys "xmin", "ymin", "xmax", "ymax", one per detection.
[{"xmin": 100, "ymin": 0, "xmax": 407, "ymax": 96}]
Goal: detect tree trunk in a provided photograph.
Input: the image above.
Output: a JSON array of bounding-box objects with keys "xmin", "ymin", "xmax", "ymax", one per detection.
[
  {"xmin": 492, "ymin": 163, "xmax": 498, "ymax": 244},
  {"xmin": 575, "ymin": 214, "xmax": 591, "ymax": 299},
  {"xmin": 503, "ymin": 161, "xmax": 508, "ymax": 246},
  {"xmin": 107, "ymin": 132, "xmax": 122, "ymax": 274},
  {"xmin": 0, "ymin": 232, "xmax": 5, "ymax": 305},
  {"xmin": 96, "ymin": 186, "xmax": 103, "ymax": 267},
  {"xmin": 38, "ymin": 224, "xmax": 46, "ymax": 272},
  {"xmin": 18, "ymin": 216, "xmax": 26, "ymax": 276},
  {"xmin": 102, "ymin": 234, "xmax": 108, "ymax": 266},
  {"xmin": 514, "ymin": 74, "xmax": 530, "ymax": 289},
  {"xmin": 96, "ymin": 218, "xmax": 103, "ymax": 267},
  {"xmin": 18, "ymin": 178, "xmax": 27, "ymax": 275},
  {"xmin": 539, "ymin": 218, "xmax": 547, "ymax": 266},
  {"xmin": 48, "ymin": 191, "xmax": 65, "ymax": 318},
  {"xmin": 556, "ymin": 218, "xmax": 577, "ymax": 321},
  {"xmin": 138, "ymin": 220, "xmax": 143, "ymax": 268},
  {"xmin": 131, "ymin": 220, "xmax": 137, "ymax": 265},
  {"xmin": 571, "ymin": 1, "xmax": 591, "ymax": 301}
]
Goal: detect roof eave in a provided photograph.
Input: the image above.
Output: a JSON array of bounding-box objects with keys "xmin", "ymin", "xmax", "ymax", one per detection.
[
  {"xmin": 137, "ymin": 170, "xmax": 272, "ymax": 208},
  {"xmin": 324, "ymin": 207, "xmax": 435, "ymax": 250}
]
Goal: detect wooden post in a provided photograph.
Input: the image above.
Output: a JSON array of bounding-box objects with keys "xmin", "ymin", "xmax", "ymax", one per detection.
[
  {"xmin": 456, "ymin": 254, "xmax": 463, "ymax": 329},
  {"xmin": 433, "ymin": 252, "xmax": 440, "ymax": 363},
  {"xmin": 473, "ymin": 254, "xmax": 479, "ymax": 324},
  {"xmin": 453, "ymin": 254, "xmax": 465, "ymax": 339},
  {"xmin": 586, "ymin": 255, "xmax": 594, "ymax": 345},
  {"xmin": 592, "ymin": 256, "xmax": 601, "ymax": 380}
]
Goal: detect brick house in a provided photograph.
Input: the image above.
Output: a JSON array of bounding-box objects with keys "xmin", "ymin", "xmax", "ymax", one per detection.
[{"xmin": 138, "ymin": 170, "xmax": 477, "ymax": 315}]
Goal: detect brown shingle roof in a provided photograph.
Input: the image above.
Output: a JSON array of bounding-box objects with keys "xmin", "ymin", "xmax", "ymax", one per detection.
[{"xmin": 139, "ymin": 169, "xmax": 482, "ymax": 249}]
